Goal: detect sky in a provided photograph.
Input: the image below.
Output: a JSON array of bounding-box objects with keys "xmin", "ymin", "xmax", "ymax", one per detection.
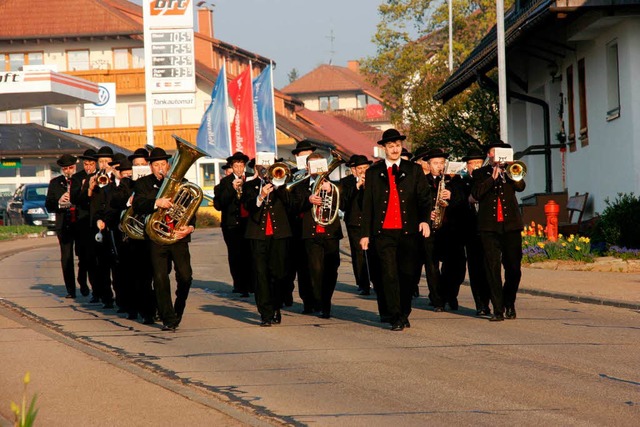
[{"xmin": 209, "ymin": 0, "xmax": 382, "ymax": 88}]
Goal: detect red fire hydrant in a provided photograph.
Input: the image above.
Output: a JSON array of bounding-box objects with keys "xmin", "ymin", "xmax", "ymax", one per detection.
[{"xmin": 545, "ymin": 200, "xmax": 560, "ymax": 242}]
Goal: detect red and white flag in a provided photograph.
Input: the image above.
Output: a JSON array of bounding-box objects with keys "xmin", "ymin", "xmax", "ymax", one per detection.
[{"xmin": 228, "ymin": 67, "xmax": 256, "ymax": 158}]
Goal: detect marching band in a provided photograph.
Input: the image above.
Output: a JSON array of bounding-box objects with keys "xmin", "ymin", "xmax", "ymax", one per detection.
[{"xmin": 46, "ymin": 130, "xmax": 526, "ymax": 331}]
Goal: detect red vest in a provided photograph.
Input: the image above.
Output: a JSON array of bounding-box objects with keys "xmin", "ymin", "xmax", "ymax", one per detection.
[{"xmin": 382, "ymin": 165, "xmax": 402, "ymax": 229}]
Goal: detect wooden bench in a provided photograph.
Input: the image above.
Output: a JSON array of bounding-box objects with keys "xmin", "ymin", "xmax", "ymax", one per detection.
[{"xmin": 558, "ymin": 192, "xmax": 589, "ymax": 236}]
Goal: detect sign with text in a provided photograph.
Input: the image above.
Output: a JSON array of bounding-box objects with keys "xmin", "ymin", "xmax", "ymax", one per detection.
[
  {"xmin": 149, "ymin": 29, "xmax": 195, "ymax": 93},
  {"xmin": 0, "ymin": 158, "xmax": 21, "ymax": 169},
  {"xmin": 494, "ymin": 147, "xmax": 514, "ymax": 164},
  {"xmin": 146, "ymin": 0, "xmax": 193, "ymax": 28},
  {"xmin": 151, "ymin": 92, "xmax": 196, "ymax": 109},
  {"xmin": 84, "ymin": 83, "xmax": 116, "ymax": 117}
]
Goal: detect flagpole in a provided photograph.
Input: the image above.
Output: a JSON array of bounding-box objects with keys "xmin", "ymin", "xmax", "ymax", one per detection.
[
  {"xmin": 497, "ymin": 0, "xmax": 508, "ymax": 144},
  {"xmin": 249, "ymin": 59, "xmax": 257, "ymax": 158},
  {"xmin": 269, "ymin": 61, "xmax": 278, "ymax": 158}
]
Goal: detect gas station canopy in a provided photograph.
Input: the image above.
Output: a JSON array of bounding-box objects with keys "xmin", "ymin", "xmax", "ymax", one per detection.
[{"xmin": 0, "ymin": 70, "xmax": 100, "ymax": 111}]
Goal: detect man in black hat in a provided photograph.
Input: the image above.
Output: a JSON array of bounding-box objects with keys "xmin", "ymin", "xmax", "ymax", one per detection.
[
  {"xmin": 422, "ymin": 147, "xmax": 466, "ymax": 312},
  {"xmin": 471, "ymin": 142, "xmax": 526, "ymax": 321},
  {"xmin": 360, "ymin": 129, "xmax": 431, "ymax": 331},
  {"xmin": 214, "ymin": 151, "xmax": 253, "ymax": 297},
  {"xmin": 70, "ymin": 149, "xmax": 99, "ymax": 299},
  {"xmin": 133, "ymin": 147, "xmax": 197, "ymax": 330},
  {"xmin": 46, "ymin": 154, "xmax": 88, "ymax": 299}
]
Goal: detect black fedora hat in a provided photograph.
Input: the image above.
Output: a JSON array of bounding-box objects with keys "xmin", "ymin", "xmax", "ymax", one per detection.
[
  {"xmin": 95, "ymin": 146, "xmax": 114, "ymax": 158},
  {"xmin": 484, "ymin": 141, "xmax": 512, "ymax": 153},
  {"xmin": 401, "ymin": 148, "xmax": 413, "ymax": 159},
  {"xmin": 128, "ymin": 148, "xmax": 149, "ymax": 162},
  {"xmin": 462, "ymin": 148, "xmax": 485, "ymax": 162},
  {"xmin": 292, "ymin": 140, "xmax": 317, "ymax": 155},
  {"xmin": 377, "ymin": 128, "xmax": 406, "ymax": 145},
  {"xmin": 108, "ymin": 153, "xmax": 126, "ymax": 167},
  {"xmin": 247, "ymin": 158, "xmax": 256, "ymax": 169},
  {"xmin": 226, "ymin": 151, "xmax": 250, "ymax": 164},
  {"xmin": 57, "ymin": 154, "xmax": 77, "ymax": 167},
  {"xmin": 78, "ymin": 149, "xmax": 98, "ymax": 161},
  {"xmin": 348, "ymin": 154, "xmax": 372, "ymax": 168},
  {"xmin": 116, "ymin": 158, "xmax": 133, "ymax": 171},
  {"xmin": 422, "ymin": 147, "xmax": 450, "ymax": 161},
  {"xmin": 147, "ymin": 147, "xmax": 172, "ymax": 163},
  {"xmin": 412, "ymin": 146, "xmax": 429, "ymax": 162},
  {"xmin": 221, "ymin": 163, "xmax": 231, "ymax": 170}
]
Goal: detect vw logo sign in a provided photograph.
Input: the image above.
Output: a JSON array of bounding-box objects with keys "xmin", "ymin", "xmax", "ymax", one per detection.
[{"xmin": 95, "ymin": 85, "xmax": 110, "ymax": 107}]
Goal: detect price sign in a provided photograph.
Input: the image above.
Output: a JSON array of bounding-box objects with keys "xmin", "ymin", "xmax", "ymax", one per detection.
[{"xmin": 149, "ymin": 28, "xmax": 195, "ymax": 93}]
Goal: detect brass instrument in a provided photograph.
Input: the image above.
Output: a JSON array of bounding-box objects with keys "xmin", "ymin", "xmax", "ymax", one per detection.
[
  {"xmin": 96, "ymin": 169, "xmax": 110, "ymax": 187},
  {"xmin": 120, "ymin": 194, "xmax": 147, "ymax": 240},
  {"xmin": 432, "ymin": 173, "xmax": 449, "ymax": 230},
  {"xmin": 145, "ymin": 135, "xmax": 209, "ymax": 245},
  {"xmin": 267, "ymin": 162, "xmax": 291, "ymax": 187},
  {"xmin": 311, "ymin": 150, "xmax": 345, "ymax": 226},
  {"xmin": 505, "ymin": 160, "xmax": 527, "ymax": 182}
]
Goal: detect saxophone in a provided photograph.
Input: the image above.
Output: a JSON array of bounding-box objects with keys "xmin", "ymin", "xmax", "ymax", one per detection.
[
  {"xmin": 432, "ymin": 174, "xmax": 449, "ymax": 230},
  {"xmin": 145, "ymin": 135, "xmax": 209, "ymax": 245}
]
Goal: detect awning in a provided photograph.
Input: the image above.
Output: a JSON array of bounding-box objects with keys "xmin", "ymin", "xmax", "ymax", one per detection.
[{"xmin": 0, "ymin": 70, "xmax": 100, "ymax": 111}]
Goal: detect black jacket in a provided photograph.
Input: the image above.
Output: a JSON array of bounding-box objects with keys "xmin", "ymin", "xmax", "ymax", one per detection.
[
  {"xmin": 213, "ymin": 173, "xmax": 247, "ymax": 228},
  {"xmin": 45, "ymin": 175, "xmax": 75, "ymax": 231},
  {"xmin": 340, "ymin": 175, "xmax": 365, "ymax": 228},
  {"xmin": 242, "ymin": 179, "xmax": 293, "ymax": 240},
  {"xmin": 361, "ymin": 159, "xmax": 431, "ymax": 237},
  {"xmin": 471, "ymin": 165, "xmax": 526, "ymax": 232},
  {"xmin": 289, "ymin": 176, "xmax": 343, "ymax": 240}
]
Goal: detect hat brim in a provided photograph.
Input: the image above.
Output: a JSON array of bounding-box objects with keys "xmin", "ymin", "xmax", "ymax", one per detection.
[
  {"xmin": 148, "ymin": 155, "xmax": 172, "ymax": 163},
  {"xmin": 423, "ymin": 153, "xmax": 450, "ymax": 161},
  {"xmin": 292, "ymin": 146, "xmax": 317, "ymax": 155},
  {"xmin": 95, "ymin": 154, "xmax": 114, "ymax": 158},
  {"xmin": 226, "ymin": 154, "xmax": 250, "ymax": 164},
  {"xmin": 462, "ymin": 155, "xmax": 485, "ymax": 162},
  {"xmin": 57, "ymin": 161, "xmax": 77, "ymax": 167},
  {"xmin": 78, "ymin": 155, "xmax": 97, "ymax": 161},
  {"xmin": 377, "ymin": 135, "xmax": 407, "ymax": 145},
  {"xmin": 350, "ymin": 160, "xmax": 373, "ymax": 167}
]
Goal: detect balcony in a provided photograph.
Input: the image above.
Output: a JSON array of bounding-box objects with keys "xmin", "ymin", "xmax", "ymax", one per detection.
[
  {"xmin": 70, "ymin": 124, "xmax": 199, "ymax": 151},
  {"xmin": 67, "ymin": 69, "xmax": 146, "ymax": 95},
  {"xmin": 323, "ymin": 107, "xmax": 391, "ymax": 124}
]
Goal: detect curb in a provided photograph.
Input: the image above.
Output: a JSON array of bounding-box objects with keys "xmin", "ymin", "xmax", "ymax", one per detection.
[{"xmin": 518, "ymin": 287, "xmax": 640, "ymax": 311}]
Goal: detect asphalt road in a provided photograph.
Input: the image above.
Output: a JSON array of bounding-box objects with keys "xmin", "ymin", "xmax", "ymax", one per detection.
[{"xmin": 1, "ymin": 229, "xmax": 639, "ymax": 426}]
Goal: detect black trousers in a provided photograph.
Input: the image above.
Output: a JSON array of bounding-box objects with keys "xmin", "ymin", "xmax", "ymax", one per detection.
[
  {"xmin": 131, "ymin": 239, "xmax": 155, "ymax": 319},
  {"xmin": 93, "ymin": 234, "xmax": 114, "ymax": 304},
  {"xmin": 479, "ymin": 227, "xmax": 522, "ymax": 314},
  {"xmin": 439, "ymin": 229, "xmax": 467, "ymax": 306},
  {"xmin": 222, "ymin": 224, "xmax": 252, "ymax": 293},
  {"xmin": 75, "ymin": 220, "xmax": 97, "ymax": 294},
  {"xmin": 57, "ymin": 229, "xmax": 76, "ymax": 295},
  {"xmin": 466, "ymin": 234, "xmax": 491, "ymax": 311},
  {"xmin": 423, "ymin": 235, "xmax": 444, "ymax": 307},
  {"xmin": 150, "ymin": 240, "xmax": 192, "ymax": 326},
  {"xmin": 250, "ymin": 237, "xmax": 289, "ymax": 321},
  {"xmin": 305, "ymin": 237, "xmax": 340, "ymax": 315},
  {"xmin": 292, "ymin": 236, "xmax": 313, "ymax": 309},
  {"xmin": 374, "ymin": 230, "xmax": 421, "ymax": 323},
  {"xmin": 347, "ymin": 226, "xmax": 371, "ymax": 291}
]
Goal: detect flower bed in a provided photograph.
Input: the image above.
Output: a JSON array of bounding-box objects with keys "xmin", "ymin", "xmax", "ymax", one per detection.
[{"xmin": 522, "ymin": 222, "xmax": 594, "ymax": 263}]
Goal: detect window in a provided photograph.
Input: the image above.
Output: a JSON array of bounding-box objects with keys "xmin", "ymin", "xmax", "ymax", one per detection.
[
  {"xmin": 566, "ymin": 65, "xmax": 576, "ymax": 152},
  {"xmin": 606, "ymin": 40, "xmax": 621, "ymax": 121},
  {"xmin": 577, "ymin": 58, "xmax": 588, "ymax": 147},
  {"xmin": 152, "ymin": 109, "xmax": 181, "ymax": 125},
  {"xmin": 319, "ymin": 95, "xmax": 339, "ymax": 111},
  {"xmin": 129, "ymin": 105, "xmax": 145, "ymax": 127},
  {"xmin": 1, "ymin": 52, "xmax": 43, "ymax": 71},
  {"xmin": 356, "ymin": 94, "xmax": 380, "ymax": 108},
  {"xmin": 113, "ymin": 47, "xmax": 144, "ymax": 69},
  {"xmin": 67, "ymin": 50, "xmax": 90, "ymax": 71},
  {"xmin": 9, "ymin": 53, "xmax": 24, "ymax": 71},
  {"xmin": 0, "ymin": 112, "xmax": 6, "ymax": 124}
]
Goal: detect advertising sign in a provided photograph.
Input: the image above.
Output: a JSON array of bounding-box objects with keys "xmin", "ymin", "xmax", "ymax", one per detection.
[{"xmin": 84, "ymin": 83, "xmax": 116, "ymax": 117}]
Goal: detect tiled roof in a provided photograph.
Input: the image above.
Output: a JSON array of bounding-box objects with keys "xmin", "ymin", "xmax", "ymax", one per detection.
[
  {"xmin": 281, "ymin": 64, "xmax": 383, "ymax": 100},
  {"xmin": 0, "ymin": 124, "xmax": 131, "ymax": 156},
  {"xmin": 0, "ymin": 0, "xmax": 142, "ymax": 40}
]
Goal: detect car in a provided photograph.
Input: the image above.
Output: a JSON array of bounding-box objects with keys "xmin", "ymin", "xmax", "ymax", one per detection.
[{"xmin": 5, "ymin": 183, "xmax": 56, "ymax": 229}]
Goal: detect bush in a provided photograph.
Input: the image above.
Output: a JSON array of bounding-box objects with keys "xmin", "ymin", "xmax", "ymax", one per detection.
[
  {"xmin": 591, "ymin": 193, "xmax": 640, "ymax": 249},
  {"xmin": 0, "ymin": 225, "xmax": 47, "ymax": 241},
  {"xmin": 196, "ymin": 207, "xmax": 221, "ymax": 228}
]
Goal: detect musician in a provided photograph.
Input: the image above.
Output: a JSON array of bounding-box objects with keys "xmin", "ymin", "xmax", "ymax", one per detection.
[
  {"xmin": 214, "ymin": 151, "xmax": 252, "ymax": 297},
  {"xmin": 68, "ymin": 149, "xmax": 99, "ymax": 299},
  {"xmin": 360, "ymin": 128, "xmax": 431, "ymax": 331},
  {"xmin": 290, "ymin": 152, "xmax": 343, "ymax": 319},
  {"xmin": 424, "ymin": 148, "xmax": 466, "ymax": 312},
  {"xmin": 125, "ymin": 148, "xmax": 156, "ymax": 324},
  {"xmin": 222, "ymin": 163, "xmax": 233, "ymax": 177},
  {"xmin": 471, "ymin": 142, "xmax": 526, "ymax": 321},
  {"xmin": 133, "ymin": 147, "xmax": 196, "ymax": 331},
  {"xmin": 242, "ymin": 161, "xmax": 294, "ymax": 327},
  {"xmin": 288, "ymin": 140, "xmax": 316, "ymax": 312},
  {"xmin": 46, "ymin": 154, "xmax": 84, "ymax": 298}
]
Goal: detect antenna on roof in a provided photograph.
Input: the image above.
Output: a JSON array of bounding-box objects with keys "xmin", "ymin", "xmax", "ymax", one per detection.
[{"xmin": 326, "ymin": 26, "xmax": 336, "ymax": 65}]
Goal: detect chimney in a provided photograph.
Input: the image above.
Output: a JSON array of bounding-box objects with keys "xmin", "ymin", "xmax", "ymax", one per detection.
[
  {"xmin": 197, "ymin": 7, "xmax": 214, "ymax": 39},
  {"xmin": 347, "ymin": 60, "xmax": 360, "ymax": 73}
]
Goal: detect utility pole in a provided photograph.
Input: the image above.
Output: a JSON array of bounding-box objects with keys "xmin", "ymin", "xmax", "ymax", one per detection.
[
  {"xmin": 326, "ymin": 27, "xmax": 336, "ymax": 65},
  {"xmin": 496, "ymin": 0, "xmax": 508, "ymax": 144}
]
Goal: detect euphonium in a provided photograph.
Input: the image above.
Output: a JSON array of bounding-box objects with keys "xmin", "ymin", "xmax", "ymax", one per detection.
[
  {"xmin": 311, "ymin": 150, "xmax": 345, "ymax": 226},
  {"xmin": 120, "ymin": 198, "xmax": 147, "ymax": 240},
  {"xmin": 146, "ymin": 135, "xmax": 209, "ymax": 245},
  {"xmin": 505, "ymin": 160, "xmax": 527, "ymax": 182}
]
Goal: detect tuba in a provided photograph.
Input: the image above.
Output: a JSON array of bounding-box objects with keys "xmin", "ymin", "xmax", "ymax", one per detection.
[
  {"xmin": 146, "ymin": 135, "xmax": 209, "ymax": 245},
  {"xmin": 311, "ymin": 150, "xmax": 345, "ymax": 226},
  {"xmin": 505, "ymin": 160, "xmax": 527, "ymax": 182}
]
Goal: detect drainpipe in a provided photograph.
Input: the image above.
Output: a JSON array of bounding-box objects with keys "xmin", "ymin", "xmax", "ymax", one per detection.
[{"xmin": 478, "ymin": 75, "xmax": 553, "ymax": 192}]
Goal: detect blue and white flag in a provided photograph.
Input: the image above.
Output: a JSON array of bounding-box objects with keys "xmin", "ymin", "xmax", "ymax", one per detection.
[
  {"xmin": 252, "ymin": 64, "xmax": 277, "ymax": 155},
  {"xmin": 197, "ymin": 63, "xmax": 231, "ymax": 159}
]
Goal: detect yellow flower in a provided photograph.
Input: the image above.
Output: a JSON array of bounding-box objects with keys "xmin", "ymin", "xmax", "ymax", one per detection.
[
  {"xmin": 585, "ymin": 237, "xmax": 590, "ymax": 243},
  {"xmin": 521, "ymin": 231, "xmax": 526, "ymax": 237},
  {"xmin": 567, "ymin": 236, "xmax": 574, "ymax": 243},
  {"xmin": 575, "ymin": 245, "xmax": 581, "ymax": 251},
  {"xmin": 10, "ymin": 401, "xmax": 19, "ymax": 415},
  {"xmin": 562, "ymin": 242, "xmax": 567, "ymax": 247},
  {"xmin": 558, "ymin": 234, "xmax": 563, "ymax": 238},
  {"xmin": 537, "ymin": 242, "xmax": 545, "ymax": 248},
  {"xmin": 23, "ymin": 371, "xmax": 30, "ymax": 385}
]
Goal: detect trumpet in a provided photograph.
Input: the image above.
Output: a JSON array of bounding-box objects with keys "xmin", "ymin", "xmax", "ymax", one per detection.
[
  {"xmin": 505, "ymin": 160, "xmax": 527, "ymax": 181},
  {"xmin": 96, "ymin": 169, "xmax": 110, "ymax": 187}
]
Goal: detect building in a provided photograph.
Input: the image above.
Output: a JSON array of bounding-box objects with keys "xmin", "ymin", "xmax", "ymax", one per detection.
[{"xmin": 435, "ymin": 0, "xmax": 640, "ymax": 218}]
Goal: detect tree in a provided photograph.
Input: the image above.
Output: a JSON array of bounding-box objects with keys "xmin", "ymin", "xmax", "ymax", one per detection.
[
  {"xmin": 361, "ymin": 0, "xmax": 512, "ymax": 156},
  {"xmin": 287, "ymin": 68, "xmax": 300, "ymax": 84}
]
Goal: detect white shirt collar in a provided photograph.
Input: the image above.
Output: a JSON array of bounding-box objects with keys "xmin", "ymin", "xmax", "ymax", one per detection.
[{"xmin": 385, "ymin": 159, "xmax": 401, "ymax": 168}]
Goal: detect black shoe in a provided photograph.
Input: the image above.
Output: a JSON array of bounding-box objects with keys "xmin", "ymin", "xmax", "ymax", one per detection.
[
  {"xmin": 88, "ymin": 296, "xmax": 100, "ymax": 304},
  {"xmin": 161, "ymin": 322, "xmax": 178, "ymax": 331},
  {"xmin": 318, "ymin": 312, "xmax": 331, "ymax": 319},
  {"xmin": 127, "ymin": 312, "xmax": 138, "ymax": 320},
  {"xmin": 260, "ymin": 319, "xmax": 272, "ymax": 327},
  {"xmin": 103, "ymin": 302, "xmax": 114, "ymax": 309},
  {"xmin": 117, "ymin": 307, "xmax": 127, "ymax": 314},
  {"xmin": 65, "ymin": 294, "xmax": 76, "ymax": 299},
  {"xmin": 359, "ymin": 289, "xmax": 371, "ymax": 296},
  {"xmin": 476, "ymin": 308, "xmax": 492, "ymax": 316},
  {"xmin": 404, "ymin": 320, "xmax": 411, "ymax": 328},
  {"xmin": 505, "ymin": 306, "xmax": 517, "ymax": 319},
  {"xmin": 142, "ymin": 317, "xmax": 155, "ymax": 325},
  {"xmin": 240, "ymin": 292, "xmax": 250, "ymax": 298},
  {"xmin": 301, "ymin": 307, "xmax": 314, "ymax": 314},
  {"xmin": 448, "ymin": 299, "xmax": 459, "ymax": 311},
  {"xmin": 390, "ymin": 321, "xmax": 405, "ymax": 331},
  {"xmin": 489, "ymin": 314, "xmax": 505, "ymax": 322},
  {"xmin": 272, "ymin": 310, "xmax": 282, "ymax": 324},
  {"xmin": 434, "ymin": 306, "xmax": 445, "ymax": 313},
  {"xmin": 79, "ymin": 286, "xmax": 90, "ymax": 297}
]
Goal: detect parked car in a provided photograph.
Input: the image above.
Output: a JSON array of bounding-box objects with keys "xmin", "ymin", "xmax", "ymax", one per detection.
[{"xmin": 5, "ymin": 183, "xmax": 56, "ymax": 229}]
